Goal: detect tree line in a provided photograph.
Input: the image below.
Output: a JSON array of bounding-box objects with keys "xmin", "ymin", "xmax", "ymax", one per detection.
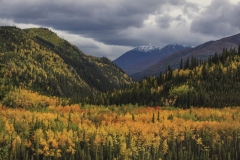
[{"xmin": 89, "ymin": 45, "xmax": 240, "ymax": 108}]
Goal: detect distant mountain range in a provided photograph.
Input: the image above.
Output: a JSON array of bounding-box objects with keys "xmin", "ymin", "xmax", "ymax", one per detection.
[
  {"xmin": 114, "ymin": 33, "xmax": 240, "ymax": 80},
  {"xmin": 114, "ymin": 44, "xmax": 191, "ymax": 75},
  {"xmin": 95, "ymin": 42, "xmax": 240, "ymax": 108},
  {"xmin": 132, "ymin": 33, "xmax": 240, "ymax": 80}
]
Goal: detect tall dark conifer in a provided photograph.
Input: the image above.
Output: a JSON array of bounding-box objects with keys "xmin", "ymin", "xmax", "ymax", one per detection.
[
  {"xmin": 184, "ymin": 57, "xmax": 190, "ymax": 69},
  {"xmin": 180, "ymin": 58, "xmax": 183, "ymax": 70},
  {"xmin": 238, "ymin": 44, "xmax": 240, "ymax": 55}
]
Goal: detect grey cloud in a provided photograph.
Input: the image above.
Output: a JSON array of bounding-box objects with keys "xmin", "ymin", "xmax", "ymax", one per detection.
[
  {"xmin": 0, "ymin": 0, "xmax": 166, "ymax": 46},
  {"xmin": 0, "ymin": 0, "xmax": 201, "ymax": 48},
  {"xmin": 156, "ymin": 14, "xmax": 173, "ymax": 29},
  {"xmin": 191, "ymin": 0, "xmax": 240, "ymax": 36},
  {"xmin": 156, "ymin": 14, "xmax": 186, "ymax": 29},
  {"xmin": 168, "ymin": 0, "xmax": 185, "ymax": 5},
  {"xmin": 1, "ymin": 0, "xmax": 239, "ymax": 60},
  {"xmin": 175, "ymin": 15, "xmax": 186, "ymax": 22},
  {"xmin": 183, "ymin": 2, "xmax": 200, "ymax": 18}
]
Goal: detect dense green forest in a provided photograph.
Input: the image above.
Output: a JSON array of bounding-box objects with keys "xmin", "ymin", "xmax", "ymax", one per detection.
[
  {"xmin": 0, "ymin": 26, "xmax": 131, "ymax": 105},
  {"xmin": 90, "ymin": 46, "xmax": 240, "ymax": 108}
]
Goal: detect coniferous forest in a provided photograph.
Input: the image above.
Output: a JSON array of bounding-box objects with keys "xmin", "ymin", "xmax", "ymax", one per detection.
[
  {"xmin": 1, "ymin": 26, "xmax": 240, "ymax": 159},
  {"xmin": 90, "ymin": 46, "xmax": 240, "ymax": 108}
]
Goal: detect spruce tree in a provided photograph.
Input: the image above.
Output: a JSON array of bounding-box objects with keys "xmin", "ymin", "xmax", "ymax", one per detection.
[
  {"xmin": 238, "ymin": 44, "xmax": 240, "ymax": 55},
  {"xmin": 157, "ymin": 110, "xmax": 160, "ymax": 122},
  {"xmin": 180, "ymin": 58, "xmax": 183, "ymax": 70},
  {"xmin": 184, "ymin": 57, "xmax": 190, "ymax": 69},
  {"xmin": 152, "ymin": 113, "xmax": 155, "ymax": 123}
]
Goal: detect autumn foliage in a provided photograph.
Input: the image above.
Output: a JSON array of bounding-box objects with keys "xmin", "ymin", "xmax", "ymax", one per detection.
[
  {"xmin": 0, "ymin": 105, "xmax": 240, "ymax": 160},
  {"xmin": 1, "ymin": 89, "xmax": 58, "ymax": 109}
]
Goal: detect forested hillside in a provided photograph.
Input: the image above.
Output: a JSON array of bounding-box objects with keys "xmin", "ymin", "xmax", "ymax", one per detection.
[
  {"xmin": 92, "ymin": 46, "xmax": 240, "ymax": 108},
  {"xmin": 24, "ymin": 28, "xmax": 131, "ymax": 92},
  {"xmin": 0, "ymin": 26, "xmax": 132, "ymax": 104},
  {"xmin": 132, "ymin": 33, "xmax": 240, "ymax": 80}
]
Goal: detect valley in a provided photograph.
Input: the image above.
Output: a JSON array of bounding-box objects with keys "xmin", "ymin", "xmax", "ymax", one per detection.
[{"xmin": 0, "ymin": 26, "xmax": 240, "ymax": 160}]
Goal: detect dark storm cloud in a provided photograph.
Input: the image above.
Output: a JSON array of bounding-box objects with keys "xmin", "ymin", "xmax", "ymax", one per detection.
[
  {"xmin": 191, "ymin": 0, "xmax": 240, "ymax": 36},
  {"xmin": 1, "ymin": 0, "xmax": 239, "ymax": 60},
  {"xmin": 0, "ymin": 0, "xmax": 169, "ymax": 46}
]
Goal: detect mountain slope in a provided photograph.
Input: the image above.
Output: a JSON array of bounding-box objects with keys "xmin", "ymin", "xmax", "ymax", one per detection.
[
  {"xmin": 114, "ymin": 45, "xmax": 162, "ymax": 72},
  {"xmin": 132, "ymin": 33, "xmax": 240, "ymax": 80},
  {"xmin": 0, "ymin": 26, "xmax": 132, "ymax": 103},
  {"xmin": 93, "ymin": 46, "xmax": 240, "ymax": 108},
  {"xmin": 114, "ymin": 44, "xmax": 189, "ymax": 75},
  {"xmin": 24, "ymin": 28, "xmax": 132, "ymax": 92},
  {"xmin": 125, "ymin": 44, "xmax": 191, "ymax": 75}
]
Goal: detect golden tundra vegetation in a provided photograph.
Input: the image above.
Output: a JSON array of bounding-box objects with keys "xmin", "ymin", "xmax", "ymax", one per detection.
[{"xmin": 0, "ymin": 92, "xmax": 240, "ymax": 160}]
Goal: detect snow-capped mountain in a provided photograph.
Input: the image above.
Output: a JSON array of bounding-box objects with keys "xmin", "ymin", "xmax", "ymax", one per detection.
[
  {"xmin": 133, "ymin": 45, "xmax": 163, "ymax": 52},
  {"xmin": 132, "ymin": 33, "xmax": 240, "ymax": 80},
  {"xmin": 114, "ymin": 44, "xmax": 190, "ymax": 75}
]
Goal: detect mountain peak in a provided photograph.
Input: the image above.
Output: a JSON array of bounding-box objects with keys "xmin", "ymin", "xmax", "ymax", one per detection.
[
  {"xmin": 165, "ymin": 44, "xmax": 192, "ymax": 48},
  {"xmin": 132, "ymin": 33, "xmax": 240, "ymax": 80},
  {"xmin": 114, "ymin": 44, "xmax": 190, "ymax": 75},
  {"xmin": 133, "ymin": 45, "xmax": 163, "ymax": 52}
]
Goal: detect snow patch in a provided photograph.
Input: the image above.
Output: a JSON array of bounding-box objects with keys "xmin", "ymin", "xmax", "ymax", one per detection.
[
  {"xmin": 133, "ymin": 45, "xmax": 163, "ymax": 52},
  {"xmin": 132, "ymin": 44, "xmax": 192, "ymax": 53}
]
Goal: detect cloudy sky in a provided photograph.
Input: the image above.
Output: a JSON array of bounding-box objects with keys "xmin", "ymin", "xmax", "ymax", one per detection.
[{"xmin": 0, "ymin": 0, "xmax": 240, "ymax": 60}]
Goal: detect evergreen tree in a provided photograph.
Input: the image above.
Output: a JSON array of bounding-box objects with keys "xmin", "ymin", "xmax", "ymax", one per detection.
[
  {"xmin": 184, "ymin": 57, "xmax": 190, "ymax": 69},
  {"xmin": 157, "ymin": 110, "xmax": 160, "ymax": 122},
  {"xmin": 152, "ymin": 113, "xmax": 155, "ymax": 123},
  {"xmin": 180, "ymin": 58, "xmax": 183, "ymax": 70},
  {"xmin": 238, "ymin": 44, "xmax": 240, "ymax": 55}
]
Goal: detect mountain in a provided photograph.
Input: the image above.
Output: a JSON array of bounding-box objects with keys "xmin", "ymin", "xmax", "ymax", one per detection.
[
  {"xmin": 113, "ymin": 45, "xmax": 163, "ymax": 73},
  {"xmin": 93, "ymin": 46, "xmax": 240, "ymax": 108},
  {"xmin": 0, "ymin": 26, "xmax": 132, "ymax": 103},
  {"xmin": 132, "ymin": 33, "xmax": 240, "ymax": 80},
  {"xmin": 114, "ymin": 44, "xmax": 190, "ymax": 75}
]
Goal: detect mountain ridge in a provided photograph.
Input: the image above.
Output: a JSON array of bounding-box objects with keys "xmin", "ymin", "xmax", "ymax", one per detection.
[
  {"xmin": 114, "ymin": 44, "xmax": 190, "ymax": 75},
  {"xmin": 133, "ymin": 45, "xmax": 163, "ymax": 52},
  {"xmin": 132, "ymin": 33, "xmax": 240, "ymax": 80},
  {"xmin": 93, "ymin": 44, "xmax": 240, "ymax": 108}
]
